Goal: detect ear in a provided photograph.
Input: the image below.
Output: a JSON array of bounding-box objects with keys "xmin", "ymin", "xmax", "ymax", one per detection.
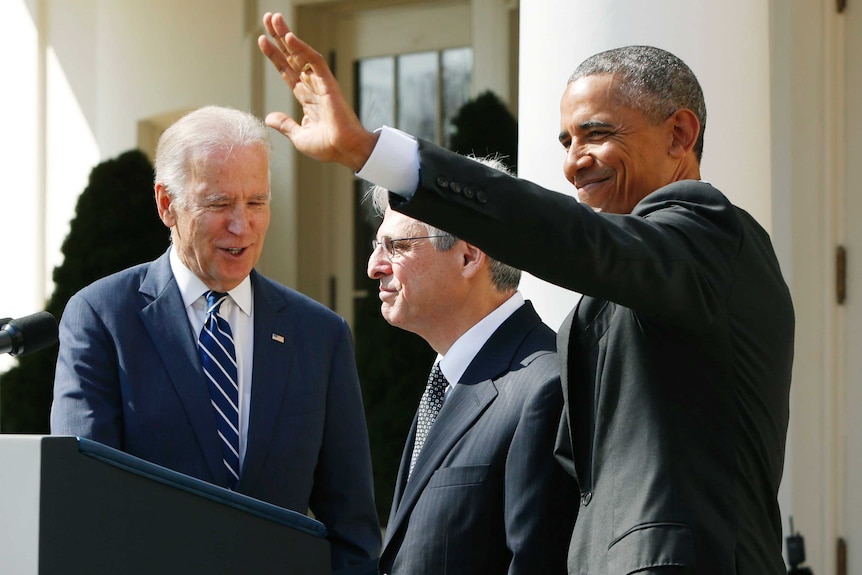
[
  {"xmin": 668, "ymin": 108, "xmax": 700, "ymax": 159},
  {"xmin": 459, "ymin": 241, "xmax": 486, "ymax": 280},
  {"xmin": 154, "ymin": 183, "xmax": 176, "ymax": 228}
]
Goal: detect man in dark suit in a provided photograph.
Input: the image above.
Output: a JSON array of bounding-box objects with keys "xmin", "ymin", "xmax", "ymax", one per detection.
[
  {"xmin": 365, "ymin": 175, "xmax": 576, "ymax": 575},
  {"xmin": 258, "ymin": 13, "xmax": 795, "ymax": 575},
  {"xmin": 50, "ymin": 105, "xmax": 381, "ymax": 575}
]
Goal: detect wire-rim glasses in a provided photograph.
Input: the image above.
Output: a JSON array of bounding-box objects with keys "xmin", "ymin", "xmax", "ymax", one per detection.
[{"xmin": 371, "ymin": 235, "xmax": 446, "ymax": 259}]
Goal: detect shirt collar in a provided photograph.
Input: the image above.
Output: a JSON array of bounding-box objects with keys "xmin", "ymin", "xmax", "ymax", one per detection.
[
  {"xmin": 438, "ymin": 291, "xmax": 524, "ymax": 385},
  {"xmin": 168, "ymin": 246, "xmax": 252, "ymax": 316}
]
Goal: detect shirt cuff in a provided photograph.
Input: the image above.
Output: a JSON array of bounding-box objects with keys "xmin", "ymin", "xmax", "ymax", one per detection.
[{"xmin": 355, "ymin": 126, "xmax": 420, "ymax": 199}]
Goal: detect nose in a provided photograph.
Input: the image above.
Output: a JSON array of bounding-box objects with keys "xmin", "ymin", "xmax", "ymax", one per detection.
[
  {"xmin": 563, "ymin": 142, "xmax": 592, "ymax": 186},
  {"xmin": 367, "ymin": 244, "xmax": 392, "ymax": 279},
  {"xmin": 226, "ymin": 205, "xmax": 252, "ymax": 235}
]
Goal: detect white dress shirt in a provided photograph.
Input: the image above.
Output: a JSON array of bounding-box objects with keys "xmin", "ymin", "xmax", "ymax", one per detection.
[
  {"xmin": 436, "ymin": 292, "xmax": 525, "ymax": 398},
  {"xmin": 169, "ymin": 247, "xmax": 254, "ymax": 467}
]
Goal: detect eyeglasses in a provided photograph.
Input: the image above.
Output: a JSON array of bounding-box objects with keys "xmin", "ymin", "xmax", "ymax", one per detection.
[{"xmin": 371, "ymin": 235, "xmax": 446, "ymax": 259}]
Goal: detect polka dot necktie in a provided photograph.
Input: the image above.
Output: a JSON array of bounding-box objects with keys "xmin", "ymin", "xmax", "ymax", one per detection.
[
  {"xmin": 409, "ymin": 362, "xmax": 449, "ymax": 479},
  {"xmin": 198, "ymin": 291, "xmax": 240, "ymax": 489}
]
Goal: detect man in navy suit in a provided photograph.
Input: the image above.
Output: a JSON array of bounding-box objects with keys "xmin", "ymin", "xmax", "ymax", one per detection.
[
  {"xmin": 51, "ymin": 105, "xmax": 381, "ymax": 575},
  {"xmin": 365, "ymin": 174, "xmax": 576, "ymax": 575},
  {"xmin": 258, "ymin": 13, "xmax": 795, "ymax": 575}
]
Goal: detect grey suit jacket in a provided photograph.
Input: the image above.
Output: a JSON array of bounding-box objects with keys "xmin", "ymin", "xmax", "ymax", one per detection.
[
  {"xmin": 380, "ymin": 302, "xmax": 577, "ymax": 575},
  {"xmin": 388, "ymin": 140, "xmax": 794, "ymax": 575},
  {"xmin": 51, "ymin": 249, "xmax": 381, "ymax": 574}
]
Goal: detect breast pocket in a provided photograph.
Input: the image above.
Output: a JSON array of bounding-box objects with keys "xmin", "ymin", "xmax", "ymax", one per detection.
[{"xmin": 427, "ymin": 464, "xmax": 489, "ymax": 488}]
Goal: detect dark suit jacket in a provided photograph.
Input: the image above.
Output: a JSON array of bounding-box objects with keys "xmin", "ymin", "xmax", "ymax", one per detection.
[
  {"xmin": 380, "ymin": 302, "xmax": 577, "ymax": 575},
  {"xmin": 388, "ymin": 140, "xmax": 794, "ymax": 575},
  {"xmin": 50, "ymin": 250, "xmax": 381, "ymax": 575}
]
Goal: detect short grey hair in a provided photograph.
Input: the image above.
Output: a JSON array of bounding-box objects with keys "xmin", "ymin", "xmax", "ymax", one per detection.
[
  {"xmin": 154, "ymin": 105, "xmax": 272, "ymax": 206},
  {"xmin": 569, "ymin": 45, "xmax": 707, "ymax": 162},
  {"xmin": 368, "ymin": 155, "xmax": 521, "ymax": 292}
]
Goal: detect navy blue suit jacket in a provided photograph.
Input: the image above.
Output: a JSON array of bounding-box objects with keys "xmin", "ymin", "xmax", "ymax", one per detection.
[
  {"xmin": 380, "ymin": 302, "xmax": 577, "ymax": 575},
  {"xmin": 51, "ymin": 250, "xmax": 381, "ymax": 574}
]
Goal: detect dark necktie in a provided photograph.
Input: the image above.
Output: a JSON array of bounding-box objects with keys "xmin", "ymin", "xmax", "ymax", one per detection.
[
  {"xmin": 409, "ymin": 363, "xmax": 448, "ymax": 478},
  {"xmin": 198, "ymin": 291, "xmax": 240, "ymax": 489}
]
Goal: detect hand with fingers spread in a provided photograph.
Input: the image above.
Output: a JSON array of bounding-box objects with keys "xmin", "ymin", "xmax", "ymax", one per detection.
[{"xmin": 257, "ymin": 12, "xmax": 378, "ymax": 171}]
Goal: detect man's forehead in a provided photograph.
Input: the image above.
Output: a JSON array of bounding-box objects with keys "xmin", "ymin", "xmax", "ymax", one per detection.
[
  {"xmin": 563, "ymin": 74, "xmax": 624, "ymax": 106},
  {"xmin": 380, "ymin": 209, "xmax": 424, "ymax": 235},
  {"xmin": 561, "ymin": 76, "xmax": 650, "ymax": 126}
]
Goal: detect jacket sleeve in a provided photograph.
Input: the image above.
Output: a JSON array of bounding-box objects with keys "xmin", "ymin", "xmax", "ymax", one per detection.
[
  {"xmin": 50, "ymin": 290, "xmax": 124, "ymax": 447},
  {"xmin": 308, "ymin": 318, "xmax": 382, "ymax": 575},
  {"xmin": 391, "ymin": 139, "xmax": 742, "ymax": 329}
]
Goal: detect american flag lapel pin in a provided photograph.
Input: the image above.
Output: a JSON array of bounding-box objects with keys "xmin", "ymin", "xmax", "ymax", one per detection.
[{"xmin": 272, "ymin": 333, "xmax": 285, "ymax": 343}]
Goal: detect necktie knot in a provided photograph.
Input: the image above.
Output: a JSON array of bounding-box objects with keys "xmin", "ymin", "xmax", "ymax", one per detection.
[{"xmin": 205, "ymin": 290, "xmax": 229, "ymax": 315}]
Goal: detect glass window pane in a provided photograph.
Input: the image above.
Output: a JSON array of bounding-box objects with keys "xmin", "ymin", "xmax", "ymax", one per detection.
[
  {"xmin": 358, "ymin": 57, "xmax": 394, "ymax": 130},
  {"xmin": 441, "ymin": 47, "xmax": 473, "ymax": 148},
  {"xmin": 397, "ymin": 52, "xmax": 438, "ymax": 142}
]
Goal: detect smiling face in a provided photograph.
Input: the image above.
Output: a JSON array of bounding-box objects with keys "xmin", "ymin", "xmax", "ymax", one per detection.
[
  {"xmin": 156, "ymin": 144, "xmax": 271, "ymax": 292},
  {"xmin": 559, "ymin": 74, "xmax": 683, "ymax": 214}
]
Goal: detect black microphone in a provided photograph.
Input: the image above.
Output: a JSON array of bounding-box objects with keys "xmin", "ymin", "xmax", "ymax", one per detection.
[
  {"xmin": 0, "ymin": 311, "xmax": 59, "ymax": 356},
  {"xmin": 0, "ymin": 318, "xmax": 11, "ymax": 329}
]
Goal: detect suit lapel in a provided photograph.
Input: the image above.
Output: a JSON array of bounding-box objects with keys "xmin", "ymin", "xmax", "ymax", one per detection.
[
  {"xmin": 237, "ymin": 272, "xmax": 293, "ymax": 490},
  {"xmin": 384, "ymin": 302, "xmax": 545, "ymax": 547},
  {"xmin": 387, "ymin": 411, "xmax": 419, "ymax": 530},
  {"xmin": 138, "ymin": 251, "xmax": 225, "ymax": 483},
  {"xmin": 562, "ymin": 294, "xmax": 610, "ymax": 494},
  {"xmin": 386, "ymin": 378, "xmax": 498, "ymax": 541}
]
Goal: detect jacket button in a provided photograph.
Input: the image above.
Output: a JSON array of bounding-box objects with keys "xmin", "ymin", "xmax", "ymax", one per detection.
[
  {"xmin": 476, "ymin": 190, "xmax": 488, "ymax": 203},
  {"xmin": 436, "ymin": 176, "xmax": 449, "ymax": 189},
  {"xmin": 450, "ymin": 181, "xmax": 462, "ymax": 194},
  {"xmin": 581, "ymin": 491, "xmax": 592, "ymax": 506},
  {"xmin": 463, "ymin": 186, "xmax": 474, "ymax": 199}
]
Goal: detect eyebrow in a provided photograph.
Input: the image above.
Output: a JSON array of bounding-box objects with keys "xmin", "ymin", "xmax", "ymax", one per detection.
[{"xmin": 559, "ymin": 120, "xmax": 615, "ymax": 144}]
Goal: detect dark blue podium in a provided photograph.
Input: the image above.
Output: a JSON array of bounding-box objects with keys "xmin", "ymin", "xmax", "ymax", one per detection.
[{"xmin": 0, "ymin": 435, "xmax": 331, "ymax": 574}]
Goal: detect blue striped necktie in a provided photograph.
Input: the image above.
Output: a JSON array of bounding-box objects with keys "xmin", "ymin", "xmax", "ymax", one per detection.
[{"xmin": 198, "ymin": 290, "xmax": 240, "ymax": 489}]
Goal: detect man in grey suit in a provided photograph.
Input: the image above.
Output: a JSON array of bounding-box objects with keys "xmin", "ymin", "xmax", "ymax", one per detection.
[
  {"xmin": 364, "ymin": 175, "xmax": 576, "ymax": 575},
  {"xmin": 50, "ymin": 105, "xmax": 381, "ymax": 575},
  {"xmin": 259, "ymin": 13, "xmax": 795, "ymax": 575}
]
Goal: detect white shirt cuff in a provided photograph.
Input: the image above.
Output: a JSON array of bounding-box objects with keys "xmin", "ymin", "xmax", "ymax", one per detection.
[{"xmin": 355, "ymin": 126, "xmax": 420, "ymax": 199}]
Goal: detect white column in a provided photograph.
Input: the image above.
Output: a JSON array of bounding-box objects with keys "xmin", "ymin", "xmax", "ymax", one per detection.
[
  {"xmin": 0, "ymin": 0, "xmax": 44, "ymax": 377},
  {"xmin": 470, "ymin": 0, "xmax": 516, "ymax": 104}
]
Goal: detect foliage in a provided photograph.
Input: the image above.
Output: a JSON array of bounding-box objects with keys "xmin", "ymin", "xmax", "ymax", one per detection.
[
  {"xmin": 0, "ymin": 150, "xmax": 169, "ymax": 433},
  {"xmin": 448, "ymin": 90, "xmax": 518, "ymax": 173}
]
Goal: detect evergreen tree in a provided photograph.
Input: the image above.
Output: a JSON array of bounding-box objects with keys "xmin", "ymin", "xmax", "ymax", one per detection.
[{"xmin": 449, "ymin": 90, "xmax": 518, "ymax": 173}]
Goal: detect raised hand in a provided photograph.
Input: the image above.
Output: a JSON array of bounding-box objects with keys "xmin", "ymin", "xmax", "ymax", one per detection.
[{"xmin": 257, "ymin": 12, "xmax": 378, "ymax": 171}]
